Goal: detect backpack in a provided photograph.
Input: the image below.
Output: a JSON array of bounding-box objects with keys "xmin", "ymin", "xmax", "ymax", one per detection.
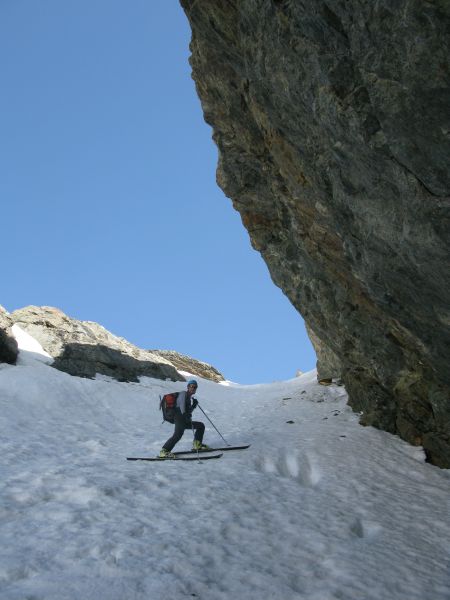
[{"xmin": 159, "ymin": 392, "xmax": 179, "ymax": 424}]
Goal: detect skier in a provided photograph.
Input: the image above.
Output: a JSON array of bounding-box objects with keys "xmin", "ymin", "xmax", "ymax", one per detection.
[{"xmin": 159, "ymin": 379, "xmax": 211, "ymax": 458}]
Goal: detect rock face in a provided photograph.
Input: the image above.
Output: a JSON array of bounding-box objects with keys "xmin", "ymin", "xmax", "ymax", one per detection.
[
  {"xmin": 150, "ymin": 350, "xmax": 225, "ymax": 382},
  {"xmin": 11, "ymin": 306, "xmax": 184, "ymax": 383},
  {"xmin": 0, "ymin": 306, "xmax": 18, "ymax": 365},
  {"xmin": 305, "ymin": 323, "xmax": 341, "ymax": 384},
  {"xmin": 180, "ymin": 1, "xmax": 450, "ymax": 466}
]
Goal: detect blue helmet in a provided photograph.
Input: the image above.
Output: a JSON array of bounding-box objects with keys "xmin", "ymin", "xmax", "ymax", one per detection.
[{"xmin": 187, "ymin": 379, "xmax": 198, "ymax": 387}]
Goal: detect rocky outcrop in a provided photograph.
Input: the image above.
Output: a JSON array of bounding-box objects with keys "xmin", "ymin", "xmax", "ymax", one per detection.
[
  {"xmin": 0, "ymin": 306, "xmax": 18, "ymax": 365},
  {"xmin": 150, "ymin": 349, "xmax": 225, "ymax": 382},
  {"xmin": 180, "ymin": 1, "xmax": 450, "ymax": 466},
  {"xmin": 11, "ymin": 306, "xmax": 184, "ymax": 383},
  {"xmin": 305, "ymin": 324, "xmax": 341, "ymax": 384}
]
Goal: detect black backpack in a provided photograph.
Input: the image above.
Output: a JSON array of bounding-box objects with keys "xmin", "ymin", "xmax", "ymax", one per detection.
[{"xmin": 159, "ymin": 392, "xmax": 179, "ymax": 424}]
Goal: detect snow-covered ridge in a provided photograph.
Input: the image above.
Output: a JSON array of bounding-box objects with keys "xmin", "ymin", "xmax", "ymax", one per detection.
[
  {"xmin": 1, "ymin": 336, "xmax": 449, "ymax": 599},
  {"xmin": 9, "ymin": 305, "xmax": 183, "ymax": 382},
  {"xmin": 8, "ymin": 305, "xmax": 225, "ymax": 384}
]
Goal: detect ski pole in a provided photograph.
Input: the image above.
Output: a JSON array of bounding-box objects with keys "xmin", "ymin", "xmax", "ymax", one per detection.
[
  {"xmin": 197, "ymin": 402, "xmax": 230, "ymax": 446},
  {"xmin": 191, "ymin": 421, "xmax": 201, "ymax": 460}
]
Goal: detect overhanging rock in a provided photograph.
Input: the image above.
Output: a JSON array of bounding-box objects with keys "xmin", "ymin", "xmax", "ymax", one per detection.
[{"xmin": 180, "ymin": 0, "xmax": 450, "ymax": 466}]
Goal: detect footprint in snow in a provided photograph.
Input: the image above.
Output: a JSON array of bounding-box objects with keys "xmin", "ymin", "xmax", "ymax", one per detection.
[
  {"xmin": 256, "ymin": 451, "xmax": 321, "ymax": 487},
  {"xmin": 349, "ymin": 517, "xmax": 382, "ymax": 540}
]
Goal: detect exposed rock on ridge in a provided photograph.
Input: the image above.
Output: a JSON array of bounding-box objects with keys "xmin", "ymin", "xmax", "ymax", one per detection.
[
  {"xmin": 11, "ymin": 306, "xmax": 184, "ymax": 383},
  {"xmin": 150, "ymin": 350, "xmax": 225, "ymax": 382},
  {"xmin": 180, "ymin": 1, "xmax": 450, "ymax": 466},
  {"xmin": 0, "ymin": 306, "xmax": 18, "ymax": 365}
]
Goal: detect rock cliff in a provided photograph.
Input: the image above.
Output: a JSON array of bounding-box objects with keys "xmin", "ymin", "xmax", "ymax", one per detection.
[{"xmin": 180, "ymin": 0, "xmax": 450, "ymax": 466}]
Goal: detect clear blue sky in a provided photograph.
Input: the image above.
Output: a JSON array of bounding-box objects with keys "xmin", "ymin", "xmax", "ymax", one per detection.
[{"xmin": 0, "ymin": 1, "xmax": 315, "ymax": 384}]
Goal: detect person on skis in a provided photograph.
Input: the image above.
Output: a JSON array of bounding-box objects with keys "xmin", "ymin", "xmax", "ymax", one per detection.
[{"xmin": 159, "ymin": 379, "xmax": 211, "ymax": 458}]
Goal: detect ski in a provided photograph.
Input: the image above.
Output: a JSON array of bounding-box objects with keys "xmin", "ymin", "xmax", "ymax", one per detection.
[
  {"xmin": 173, "ymin": 444, "xmax": 250, "ymax": 456},
  {"xmin": 126, "ymin": 452, "xmax": 223, "ymax": 462},
  {"xmin": 126, "ymin": 445, "xmax": 249, "ymax": 462}
]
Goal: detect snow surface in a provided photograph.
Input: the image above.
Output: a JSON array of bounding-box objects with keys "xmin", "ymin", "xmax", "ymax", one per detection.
[{"xmin": 1, "ymin": 334, "xmax": 449, "ymax": 600}]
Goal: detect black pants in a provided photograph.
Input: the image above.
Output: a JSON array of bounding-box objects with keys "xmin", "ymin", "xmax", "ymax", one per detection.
[{"xmin": 163, "ymin": 412, "xmax": 205, "ymax": 452}]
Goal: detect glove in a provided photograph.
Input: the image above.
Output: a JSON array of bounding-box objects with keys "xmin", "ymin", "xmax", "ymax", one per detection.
[{"xmin": 192, "ymin": 399, "xmax": 198, "ymax": 410}]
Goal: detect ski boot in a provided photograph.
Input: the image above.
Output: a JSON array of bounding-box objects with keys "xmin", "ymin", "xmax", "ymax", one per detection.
[
  {"xmin": 192, "ymin": 440, "xmax": 212, "ymax": 451},
  {"xmin": 159, "ymin": 448, "xmax": 176, "ymax": 458}
]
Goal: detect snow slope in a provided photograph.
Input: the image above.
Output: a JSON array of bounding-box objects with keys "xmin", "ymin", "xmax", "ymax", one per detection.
[{"xmin": 1, "ymin": 333, "xmax": 449, "ymax": 600}]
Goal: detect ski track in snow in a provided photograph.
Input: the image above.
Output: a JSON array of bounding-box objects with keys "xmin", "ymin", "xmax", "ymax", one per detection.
[{"xmin": 1, "ymin": 350, "xmax": 450, "ymax": 600}]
